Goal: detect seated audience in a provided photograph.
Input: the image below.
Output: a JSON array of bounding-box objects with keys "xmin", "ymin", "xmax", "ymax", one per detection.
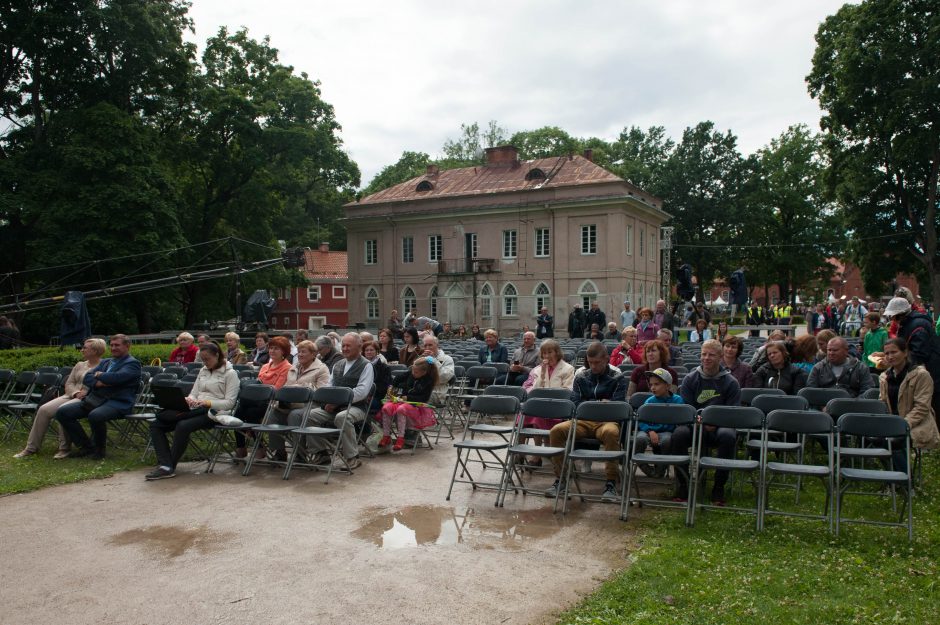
[
  {"xmin": 604, "ymin": 322, "xmax": 620, "ymax": 340},
  {"xmin": 506, "ymin": 331, "xmax": 540, "ymax": 385},
  {"xmin": 478, "ymin": 329, "xmax": 508, "ymax": 364},
  {"xmin": 721, "ymin": 336, "xmax": 755, "ymax": 389},
  {"xmin": 749, "ymin": 329, "xmax": 788, "ymax": 371},
  {"xmin": 754, "ymin": 340, "xmax": 807, "ymax": 394},
  {"xmin": 609, "ymin": 327, "xmax": 643, "ymax": 367},
  {"xmin": 315, "ymin": 334, "xmax": 343, "ymax": 371},
  {"xmin": 420, "ymin": 335, "xmax": 455, "ymax": 405},
  {"xmin": 879, "ymin": 337, "xmax": 939, "ymax": 471},
  {"xmin": 378, "ymin": 356, "xmax": 438, "ymax": 452},
  {"xmin": 714, "ymin": 320, "xmax": 730, "ymax": 343},
  {"xmin": 376, "ymin": 328, "xmax": 399, "ymax": 364},
  {"xmin": 520, "ymin": 339, "xmax": 576, "ymax": 464},
  {"xmin": 225, "ymin": 332, "xmax": 247, "ymax": 365},
  {"xmin": 363, "ymin": 341, "xmax": 391, "ymax": 414},
  {"xmin": 628, "ymin": 340, "xmax": 678, "ymax": 397},
  {"xmin": 634, "ymin": 368, "xmax": 684, "ymax": 477},
  {"xmin": 585, "ymin": 323, "xmax": 604, "ymax": 341},
  {"xmin": 791, "ymin": 334, "xmax": 819, "ymax": 373},
  {"xmin": 250, "ymin": 332, "xmax": 270, "ymax": 367},
  {"xmin": 267, "ymin": 338, "xmax": 331, "ymax": 460},
  {"xmin": 169, "ymin": 332, "xmax": 198, "ymax": 364},
  {"xmin": 657, "ymin": 329, "xmax": 682, "ymax": 366},
  {"xmin": 398, "ymin": 327, "xmax": 421, "ymax": 367},
  {"xmin": 689, "ymin": 318, "xmax": 712, "ymax": 343},
  {"xmin": 807, "ymin": 336, "xmax": 875, "ymax": 397},
  {"xmin": 233, "ymin": 335, "xmax": 292, "ymax": 458}
]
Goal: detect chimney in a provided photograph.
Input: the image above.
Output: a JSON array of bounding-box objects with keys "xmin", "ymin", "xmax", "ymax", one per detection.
[
  {"xmin": 583, "ymin": 148, "xmax": 594, "ymax": 162},
  {"xmin": 318, "ymin": 242, "xmax": 330, "ymax": 252},
  {"xmin": 426, "ymin": 164, "xmax": 439, "ymax": 176},
  {"xmin": 484, "ymin": 145, "xmax": 519, "ymax": 167}
]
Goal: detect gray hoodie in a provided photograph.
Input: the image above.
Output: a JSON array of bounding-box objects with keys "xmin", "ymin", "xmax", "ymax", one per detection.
[{"xmin": 679, "ymin": 365, "xmax": 742, "ymax": 409}]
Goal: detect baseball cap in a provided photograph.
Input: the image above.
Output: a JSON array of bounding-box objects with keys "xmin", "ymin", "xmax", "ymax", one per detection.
[
  {"xmin": 645, "ymin": 367, "xmax": 673, "ymax": 386},
  {"xmin": 883, "ymin": 297, "xmax": 911, "ymax": 318}
]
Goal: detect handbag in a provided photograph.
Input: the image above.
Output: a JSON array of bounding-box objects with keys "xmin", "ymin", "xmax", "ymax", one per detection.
[{"xmin": 81, "ymin": 393, "xmax": 107, "ymax": 411}]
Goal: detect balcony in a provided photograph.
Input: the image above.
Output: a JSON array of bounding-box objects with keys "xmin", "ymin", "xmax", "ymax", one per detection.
[{"xmin": 436, "ymin": 258, "xmax": 500, "ymax": 275}]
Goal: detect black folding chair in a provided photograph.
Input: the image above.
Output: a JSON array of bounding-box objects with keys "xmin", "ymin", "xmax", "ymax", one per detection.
[
  {"xmin": 446, "ymin": 395, "xmax": 520, "ymax": 501},
  {"xmin": 283, "ymin": 386, "xmax": 355, "ymax": 482},
  {"xmin": 243, "ymin": 386, "xmax": 314, "ymax": 475},
  {"xmin": 740, "ymin": 387, "xmax": 784, "ymax": 407},
  {"xmin": 3, "ymin": 372, "xmax": 61, "ymax": 442},
  {"xmin": 206, "ymin": 384, "xmax": 275, "ymax": 473}
]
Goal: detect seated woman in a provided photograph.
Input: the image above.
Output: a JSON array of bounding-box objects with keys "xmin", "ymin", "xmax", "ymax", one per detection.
[
  {"xmin": 521, "ymin": 339, "xmax": 576, "ymax": 464},
  {"xmin": 878, "ymin": 337, "xmax": 939, "ymax": 472},
  {"xmin": 609, "ymin": 327, "xmax": 643, "ymax": 367},
  {"xmin": 585, "ymin": 323, "xmax": 604, "ymax": 341},
  {"xmin": 477, "ymin": 329, "xmax": 508, "ymax": 364},
  {"xmin": 689, "ymin": 318, "xmax": 712, "ymax": 343},
  {"xmin": 378, "ymin": 356, "xmax": 439, "ymax": 452},
  {"xmin": 635, "ymin": 308, "xmax": 660, "ymax": 343},
  {"xmin": 470, "ymin": 324, "xmax": 484, "ymax": 341},
  {"xmin": 234, "ymin": 335, "xmax": 292, "ymax": 457},
  {"xmin": 791, "ymin": 334, "xmax": 818, "ymax": 374},
  {"xmin": 363, "ymin": 341, "xmax": 391, "ymax": 414},
  {"xmin": 225, "ymin": 332, "xmax": 248, "ymax": 365},
  {"xmin": 399, "ymin": 327, "xmax": 421, "ymax": 367},
  {"xmin": 377, "ymin": 328, "xmax": 399, "ymax": 364},
  {"xmin": 266, "ymin": 338, "xmax": 330, "ymax": 461},
  {"xmin": 146, "ymin": 342, "xmax": 239, "ymax": 479},
  {"xmin": 13, "ymin": 338, "xmax": 106, "ymax": 459},
  {"xmin": 169, "ymin": 332, "xmax": 198, "ymax": 365},
  {"xmin": 250, "ymin": 332, "xmax": 270, "ymax": 367},
  {"xmin": 455, "ymin": 325, "xmax": 469, "ymax": 340},
  {"xmin": 714, "ymin": 320, "xmax": 730, "ymax": 343},
  {"xmin": 628, "ymin": 340, "xmax": 678, "ymax": 396},
  {"xmin": 754, "ymin": 340, "xmax": 807, "ymax": 394},
  {"xmin": 721, "ymin": 336, "xmax": 755, "ymax": 388}
]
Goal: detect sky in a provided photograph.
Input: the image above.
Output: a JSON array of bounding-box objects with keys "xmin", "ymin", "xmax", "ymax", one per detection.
[{"xmin": 185, "ymin": 0, "xmax": 850, "ymax": 188}]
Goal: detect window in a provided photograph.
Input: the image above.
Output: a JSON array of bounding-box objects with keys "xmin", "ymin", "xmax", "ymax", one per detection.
[
  {"xmin": 366, "ymin": 287, "xmax": 379, "ymax": 319},
  {"xmin": 534, "ymin": 282, "xmax": 551, "ymax": 315},
  {"xmin": 428, "ymin": 235, "xmax": 442, "ymax": 262},
  {"xmin": 307, "ymin": 286, "xmax": 321, "ymax": 302},
  {"xmin": 525, "ymin": 168, "xmax": 546, "ymax": 181},
  {"xmin": 535, "ymin": 227, "xmax": 550, "ymax": 257},
  {"xmin": 480, "ymin": 283, "xmax": 493, "ymax": 318},
  {"xmin": 402, "ymin": 287, "xmax": 416, "ymax": 313},
  {"xmin": 466, "ymin": 233, "xmax": 478, "ymax": 259},
  {"xmin": 429, "ymin": 286, "xmax": 439, "ymax": 318},
  {"xmin": 650, "ymin": 232, "xmax": 656, "ymax": 262},
  {"xmin": 626, "ymin": 280, "xmax": 633, "ymax": 305},
  {"xmin": 581, "ymin": 224, "xmax": 597, "ymax": 255},
  {"xmin": 365, "ymin": 239, "xmax": 377, "ymax": 265},
  {"xmin": 278, "ymin": 288, "xmax": 291, "ymax": 300},
  {"xmin": 502, "ymin": 230, "xmax": 517, "ymax": 259},
  {"xmin": 416, "ymin": 180, "xmax": 434, "ymax": 192},
  {"xmin": 626, "ymin": 225, "xmax": 633, "ymax": 255},
  {"xmin": 502, "ymin": 283, "xmax": 518, "ymax": 316},
  {"xmin": 402, "ymin": 236, "xmax": 414, "ymax": 263},
  {"xmin": 579, "ymin": 280, "xmax": 598, "ymax": 309},
  {"xmin": 639, "ymin": 228, "xmax": 645, "ymax": 258},
  {"xmin": 332, "ymin": 286, "xmax": 346, "ymax": 299},
  {"xmin": 283, "ymin": 317, "xmax": 289, "ymax": 326}
]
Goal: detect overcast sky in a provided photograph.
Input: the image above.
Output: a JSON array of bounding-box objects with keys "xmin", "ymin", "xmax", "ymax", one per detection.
[{"xmin": 186, "ymin": 0, "xmax": 850, "ymax": 187}]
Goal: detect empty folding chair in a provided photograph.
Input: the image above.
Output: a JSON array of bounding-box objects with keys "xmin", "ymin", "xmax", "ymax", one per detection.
[
  {"xmin": 3, "ymin": 372, "xmax": 61, "ymax": 442},
  {"xmin": 618, "ymin": 364, "xmax": 639, "ymax": 375},
  {"xmin": 690, "ymin": 406, "xmax": 763, "ymax": 527},
  {"xmin": 206, "ymin": 384, "xmax": 275, "ymax": 473},
  {"xmin": 163, "ymin": 366, "xmax": 187, "ymax": 379},
  {"xmin": 797, "ymin": 387, "xmax": 851, "ymax": 411},
  {"xmin": 860, "ymin": 387, "xmax": 880, "ymax": 400},
  {"xmin": 185, "ymin": 362, "xmax": 204, "ymax": 372},
  {"xmin": 283, "ymin": 386, "xmax": 355, "ymax": 482},
  {"xmin": 740, "ymin": 387, "xmax": 784, "ymax": 407},
  {"xmin": 446, "ymin": 395, "xmax": 520, "ymax": 501},
  {"xmin": 238, "ymin": 369, "xmax": 259, "ymax": 380},
  {"xmin": 0, "ymin": 371, "xmax": 37, "ymax": 432},
  {"xmin": 759, "ymin": 409, "xmax": 835, "ymax": 531},
  {"xmin": 466, "ymin": 385, "xmax": 527, "ymax": 442},
  {"xmin": 141, "ymin": 365, "xmax": 164, "ymax": 377},
  {"xmin": 36, "ymin": 366, "xmax": 60, "ymax": 374},
  {"xmin": 243, "ymin": 386, "xmax": 314, "ymax": 475},
  {"xmin": 835, "ymin": 413, "xmax": 912, "ymax": 540},
  {"xmin": 625, "ymin": 403, "xmax": 697, "ymax": 524}
]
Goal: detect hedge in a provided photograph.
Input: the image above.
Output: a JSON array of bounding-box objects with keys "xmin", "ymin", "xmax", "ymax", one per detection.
[{"xmin": 0, "ymin": 344, "xmax": 176, "ymax": 372}]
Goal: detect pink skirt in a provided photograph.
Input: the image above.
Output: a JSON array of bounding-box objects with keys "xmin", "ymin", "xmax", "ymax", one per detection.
[
  {"xmin": 523, "ymin": 416, "xmax": 562, "ymax": 431},
  {"xmin": 378, "ymin": 402, "xmax": 437, "ymax": 430}
]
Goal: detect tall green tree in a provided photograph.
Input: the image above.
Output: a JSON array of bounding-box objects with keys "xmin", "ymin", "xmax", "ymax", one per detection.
[
  {"xmin": 361, "ymin": 150, "xmax": 432, "ymax": 196},
  {"xmin": 807, "ymin": 0, "xmax": 940, "ymax": 301},
  {"xmin": 439, "ymin": 120, "xmax": 507, "ymax": 166},
  {"xmin": 509, "ymin": 126, "xmax": 580, "ymax": 160}
]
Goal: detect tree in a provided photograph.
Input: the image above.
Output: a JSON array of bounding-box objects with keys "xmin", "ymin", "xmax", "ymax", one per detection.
[
  {"xmin": 440, "ymin": 120, "xmax": 507, "ymax": 166},
  {"xmin": 509, "ymin": 126, "xmax": 580, "ymax": 160},
  {"xmin": 361, "ymin": 150, "xmax": 432, "ymax": 196},
  {"xmin": 807, "ymin": 0, "xmax": 940, "ymax": 301},
  {"xmin": 606, "ymin": 125, "xmax": 675, "ymax": 190}
]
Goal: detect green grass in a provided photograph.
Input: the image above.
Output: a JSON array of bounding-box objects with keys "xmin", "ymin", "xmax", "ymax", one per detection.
[{"xmin": 558, "ymin": 454, "xmax": 939, "ymax": 625}]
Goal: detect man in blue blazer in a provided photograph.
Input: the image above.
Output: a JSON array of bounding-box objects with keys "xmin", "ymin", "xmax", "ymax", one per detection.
[{"xmin": 56, "ymin": 333, "xmax": 141, "ymax": 459}]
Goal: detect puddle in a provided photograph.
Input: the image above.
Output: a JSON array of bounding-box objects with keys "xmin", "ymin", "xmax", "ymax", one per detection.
[
  {"xmin": 351, "ymin": 505, "xmax": 574, "ymax": 551},
  {"xmin": 109, "ymin": 524, "xmax": 230, "ymax": 558}
]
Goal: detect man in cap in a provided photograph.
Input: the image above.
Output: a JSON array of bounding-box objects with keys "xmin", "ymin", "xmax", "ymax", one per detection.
[{"xmin": 884, "ymin": 296, "xmax": 940, "ymax": 422}]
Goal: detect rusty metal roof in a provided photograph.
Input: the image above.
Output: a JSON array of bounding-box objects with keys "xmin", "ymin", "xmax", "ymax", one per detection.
[
  {"xmin": 303, "ymin": 249, "xmax": 347, "ymax": 280},
  {"xmin": 353, "ymin": 154, "xmax": 627, "ymax": 205}
]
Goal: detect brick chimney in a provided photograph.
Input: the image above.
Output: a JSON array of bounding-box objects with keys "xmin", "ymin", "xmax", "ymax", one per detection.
[
  {"xmin": 318, "ymin": 242, "xmax": 330, "ymax": 252},
  {"xmin": 426, "ymin": 164, "xmax": 439, "ymax": 176},
  {"xmin": 583, "ymin": 148, "xmax": 594, "ymax": 162},
  {"xmin": 484, "ymin": 145, "xmax": 519, "ymax": 167}
]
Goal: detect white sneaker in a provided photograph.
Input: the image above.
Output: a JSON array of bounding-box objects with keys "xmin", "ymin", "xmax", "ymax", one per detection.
[{"xmin": 601, "ymin": 482, "xmax": 618, "ymax": 503}]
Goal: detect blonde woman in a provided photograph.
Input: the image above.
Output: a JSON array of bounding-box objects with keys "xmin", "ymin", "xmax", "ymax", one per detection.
[
  {"xmin": 521, "ymin": 340, "xmax": 576, "ymax": 464},
  {"xmin": 14, "ymin": 338, "xmax": 106, "ymax": 459},
  {"xmin": 224, "ymin": 332, "xmax": 247, "ymax": 365}
]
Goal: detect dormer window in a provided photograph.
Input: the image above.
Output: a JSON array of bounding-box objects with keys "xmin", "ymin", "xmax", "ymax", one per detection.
[
  {"xmin": 416, "ymin": 180, "xmax": 434, "ymax": 192},
  {"xmin": 525, "ymin": 168, "xmax": 546, "ymax": 181}
]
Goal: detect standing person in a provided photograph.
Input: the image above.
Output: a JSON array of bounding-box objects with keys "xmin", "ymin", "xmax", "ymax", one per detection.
[
  {"xmin": 388, "ymin": 310, "xmax": 404, "ymax": 340},
  {"xmin": 754, "ymin": 340, "xmax": 807, "ymax": 394},
  {"xmin": 224, "ymin": 332, "xmax": 247, "ymax": 365},
  {"xmin": 536, "ymin": 306, "xmax": 554, "ymax": 338},
  {"xmin": 842, "ymin": 296, "xmax": 867, "ymax": 337},
  {"xmin": 861, "ymin": 312, "xmax": 888, "ymax": 371},
  {"xmin": 506, "ymin": 331, "xmax": 540, "ymax": 385},
  {"xmin": 652, "ymin": 300, "xmax": 675, "ymax": 333},
  {"xmin": 544, "ymin": 341, "xmax": 627, "ymax": 502},
  {"xmin": 746, "ymin": 302, "xmax": 765, "ymax": 337},
  {"xmin": 398, "ymin": 327, "xmax": 421, "ymax": 367},
  {"xmin": 250, "ymin": 332, "xmax": 270, "ymax": 367},
  {"xmin": 13, "ymin": 338, "xmax": 106, "ymax": 459},
  {"xmin": 584, "ymin": 302, "xmax": 606, "ymax": 337},
  {"xmin": 567, "ymin": 305, "xmax": 586, "ymax": 339},
  {"xmin": 884, "ymin": 297, "xmax": 940, "ymax": 422},
  {"xmin": 55, "ymin": 334, "xmax": 142, "ymax": 460},
  {"xmin": 0, "ymin": 316, "xmax": 20, "ymax": 349},
  {"xmin": 477, "ymin": 329, "xmax": 508, "ymax": 364},
  {"xmin": 721, "ymin": 336, "xmax": 755, "ymax": 389},
  {"xmin": 145, "ymin": 342, "xmax": 239, "ymax": 480},
  {"xmin": 169, "ymin": 332, "xmax": 198, "ymax": 365},
  {"xmin": 670, "ymin": 339, "xmax": 742, "ymax": 504},
  {"xmin": 635, "ymin": 308, "xmax": 660, "ymax": 343},
  {"xmin": 620, "ymin": 301, "xmax": 637, "ymax": 330},
  {"xmin": 378, "ymin": 357, "xmax": 438, "ymax": 452},
  {"xmin": 688, "ymin": 302, "xmax": 712, "ymax": 327},
  {"xmin": 878, "ymin": 338, "xmax": 939, "ymax": 465}
]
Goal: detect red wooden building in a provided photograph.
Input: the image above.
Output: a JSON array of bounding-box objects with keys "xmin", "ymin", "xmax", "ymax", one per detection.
[{"xmin": 271, "ymin": 243, "xmax": 349, "ymax": 330}]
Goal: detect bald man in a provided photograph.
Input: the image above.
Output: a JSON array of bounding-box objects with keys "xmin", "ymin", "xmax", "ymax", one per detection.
[{"xmin": 807, "ymin": 337, "xmax": 874, "ymax": 397}]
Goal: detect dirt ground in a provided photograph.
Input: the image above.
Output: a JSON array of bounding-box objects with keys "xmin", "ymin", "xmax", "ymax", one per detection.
[{"xmin": 0, "ymin": 439, "xmax": 643, "ymax": 625}]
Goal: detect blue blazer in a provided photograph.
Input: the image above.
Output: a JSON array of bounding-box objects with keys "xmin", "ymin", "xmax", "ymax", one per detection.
[
  {"xmin": 478, "ymin": 343, "xmax": 509, "ymax": 364},
  {"xmin": 83, "ymin": 355, "xmax": 142, "ymax": 412}
]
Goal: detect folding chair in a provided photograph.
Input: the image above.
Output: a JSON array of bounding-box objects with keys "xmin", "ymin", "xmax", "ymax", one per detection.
[
  {"xmin": 243, "ymin": 386, "xmax": 314, "ymax": 476},
  {"xmin": 469, "ymin": 385, "xmax": 527, "ymax": 441},
  {"xmin": 3, "ymin": 372, "xmax": 61, "ymax": 442},
  {"xmin": 206, "ymin": 384, "xmax": 275, "ymax": 473},
  {"xmin": 446, "ymin": 395, "xmax": 520, "ymax": 501},
  {"xmin": 690, "ymin": 406, "xmax": 763, "ymax": 527},
  {"xmin": 163, "ymin": 366, "xmax": 187, "ymax": 378},
  {"xmin": 0, "ymin": 371, "xmax": 36, "ymax": 433},
  {"xmin": 560, "ymin": 401, "xmax": 632, "ymax": 519},
  {"xmin": 36, "ymin": 366, "xmax": 60, "ymax": 374},
  {"xmin": 185, "ymin": 362, "xmax": 203, "ymax": 372},
  {"xmin": 433, "ymin": 365, "xmax": 466, "ymax": 443},
  {"xmin": 0, "ymin": 369, "xmax": 18, "ymax": 399},
  {"xmin": 283, "ymin": 386, "xmax": 355, "ymax": 483},
  {"xmin": 860, "ymin": 387, "xmax": 881, "ymax": 400},
  {"xmin": 759, "ymin": 409, "xmax": 834, "ymax": 531},
  {"xmin": 740, "ymin": 387, "xmax": 784, "ymax": 406},
  {"xmin": 628, "ymin": 392, "xmax": 652, "ymax": 412},
  {"xmin": 836, "ymin": 414, "xmax": 912, "ymax": 540},
  {"xmin": 618, "ymin": 364, "xmax": 639, "ymax": 375},
  {"xmin": 797, "ymin": 387, "xmax": 851, "ymax": 410},
  {"xmin": 625, "ymin": 403, "xmax": 697, "ymax": 524},
  {"xmin": 141, "ymin": 365, "xmax": 164, "ymax": 377}
]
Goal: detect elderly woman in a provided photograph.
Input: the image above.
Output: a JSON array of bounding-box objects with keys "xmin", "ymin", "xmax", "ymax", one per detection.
[
  {"xmin": 399, "ymin": 327, "xmax": 421, "ymax": 367},
  {"xmin": 635, "ymin": 308, "xmax": 660, "ymax": 343},
  {"xmin": 521, "ymin": 339, "xmax": 576, "ymax": 464},
  {"xmin": 721, "ymin": 336, "xmax": 755, "ymax": 389},
  {"xmin": 477, "ymin": 329, "xmax": 508, "ymax": 364},
  {"xmin": 146, "ymin": 342, "xmax": 239, "ymax": 479},
  {"xmin": 233, "ymin": 335, "xmax": 292, "ymax": 458},
  {"xmin": 754, "ymin": 340, "xmax": 807, "ymax": 395},
  {"xmin": 604, "ymin": 322, "xmax": 620, "ymax": 340},
  {"xmin": 13, "ymin": 338, "xmax": 106, "ymax": 459},
  {"xmin": 628, "ymin": 340, "xmax": 678, "ymax": 396},
  {"xmin": 250, "ymin": 332, "xmax": 270, "ymax": 367},
  {"xmin": 609, "ymin": 327, "xmax": 643, "ymax": 366},
  {"xmin": 266, "ymin": 338, "xmax": 330, "ymax": 461},
  {"xmin": 224, "ymin": 332, "xmax": 247, "ymax": 365},
  {"xmin": 878, "ymin": 337, "xmax": 939, "ymax": 471},
  {"xmin": 169, "ymin": 332, "xmax": 198, "ymax": 365}
]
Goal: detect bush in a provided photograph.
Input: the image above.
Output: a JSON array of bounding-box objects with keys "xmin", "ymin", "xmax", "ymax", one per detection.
[{"xmin": 0, "ymin": 344, "xmax": 176, "ymax": 372}]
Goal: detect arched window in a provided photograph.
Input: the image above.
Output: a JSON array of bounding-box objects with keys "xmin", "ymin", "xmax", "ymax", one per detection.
[
  {"xmin": 365, "ymin": 287, "xmax": 379, "ymax": 320},
  {"xmin": 480, "ymin": 283, "xmax": 493, "ymax": 318},
  {"xmin": 429, "ymin": 285, "xmax": 439, "ymax": 318},
  {"xmin": 502, "ymin": 283, "xmax": 518, "ymax": 317},
  {"xmin": 525, "ymin": 168, "xmax": 546, "ymax": 181},
  {"xmin": 578, "ymin": 280, "xmax": 598, "ymax": 310},
  {"xmin": 533, "ymin": 282, "xmax": 551, "ymax": 315},
  {"xmin": 416, "ymin": 180, "xmax": 434, "ymax": 192},
  {"xmin": 401, "ymin": 286, "xmax": 416, "ymax": 314}
]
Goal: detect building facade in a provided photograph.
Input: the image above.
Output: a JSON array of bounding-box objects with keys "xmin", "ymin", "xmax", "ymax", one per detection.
[
  {"xmin": 271, "ymin": 244, "xmax": 349, "ymax": 330},
  {"xmin": 343, "ymin": 147, "xmax": 669, "ymax": 333}
]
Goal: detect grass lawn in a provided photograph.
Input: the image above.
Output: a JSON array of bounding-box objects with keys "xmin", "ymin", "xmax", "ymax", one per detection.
[{"xmin": 558, "ymin": 452, "xmax": 939, "ymax": 625}]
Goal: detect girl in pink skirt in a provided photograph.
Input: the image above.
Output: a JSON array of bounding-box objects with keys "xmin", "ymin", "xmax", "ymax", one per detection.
[{"xmin": 379, "ymin": 357, "xmax": 440, "ymax": 451}]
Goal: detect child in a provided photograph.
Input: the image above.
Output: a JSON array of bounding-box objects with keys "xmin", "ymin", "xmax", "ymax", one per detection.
[
  {"xmin": 635, "ymin": 368, "xmax": 684, "ymax": 477},
  {"xmin": 378, "ymin": 357, "xmax": 439, "ymax": 451}
]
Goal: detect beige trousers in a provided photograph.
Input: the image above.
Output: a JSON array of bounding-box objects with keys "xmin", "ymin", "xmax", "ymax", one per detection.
[{"xmin": 24, "ymin": 395, "xmax": 77, "ymax": 453}]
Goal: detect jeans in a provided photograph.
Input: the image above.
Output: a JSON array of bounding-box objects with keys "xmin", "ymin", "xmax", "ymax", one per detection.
[
  {"xmin": 633, "ymin": 430, "xmax": 673, "ymax": 455},
  {"xmin": 149, "ymin": 408, "xmax": 214, "ymax": 468},
  {"xmin": 55, "ymin": 401, "xmax": 126, "ymax": 452}
]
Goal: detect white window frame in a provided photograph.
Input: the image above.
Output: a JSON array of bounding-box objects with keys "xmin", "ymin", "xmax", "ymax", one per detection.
[
  {"xmin": 307, "ymin": 285, "xmax": 321, "ymax": 302},
  {"xmin": 502, "ymin": 283, "xmax": 518, "ymax": 317},
  {"xmin": 535, "ymin": 227, "xmax": 550, "ymax": 258},
  {"xmin": 579, "ymin": 279, "xmax": 598, "ymax": 309},
  {"xmin": 365, "ymin": 287, "xmax": 380, "ymax": 319},
  {"xmin": 428, "ymin": 235, "xmax": 442, "ymax": 262},
  {"xmin": 581, "ymin": 224, "xmax": 597, "ymax": 255},
  {"xmin": 365, "ymin": 239, "xmax": 378, "ymax": 265},
  {"xmin": 402, "ymin": 286, "xmax": 417, "ymax": 314},
  {"xmin": 534, "ymin": 282, "xmax": 551, "ymax": 315},
  {"xmin": 332, "ymin": 286, "xmax": 346, "ymax": 299},
  {"xmin": 650, "ymin": 232, "xmax": 656, "ymax": 263},
  {"xmin": 626, "ymin": 225, "xmax": 633, "ymax": 255},
  {"xmin": 639, "ymin": 228, "xmax": 645, "ymax": 258},
  {"xmin": 402, "ymin": 236, "xmax": 414, "ymax": 263},
  {"xmin": 467, "ymin": 232, "xmax": 478, "ymax": 259},
  {"xmin": 502, "ymin": 229, "xmax": 517, "ymax": 259},
  {"xmin": 429, "ymin": 285, "xmax": 439, "ymax": 318},
  {"xmin": 480, "ymin": 283, "xmax": 493, "ymax": 318}
]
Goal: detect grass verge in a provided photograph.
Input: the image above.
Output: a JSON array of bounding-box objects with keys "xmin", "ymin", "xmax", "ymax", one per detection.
[{"xmin": 558, "ymin": 453, "xmax": 939, "ymax": 625}]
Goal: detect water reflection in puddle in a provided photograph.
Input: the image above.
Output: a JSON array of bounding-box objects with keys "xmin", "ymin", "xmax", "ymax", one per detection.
[
  {"xmin": 109, "ymin": 524, "xmax": 229, "ymax": 558},
  {"xmin": 352, "ymin": 505, "xmax": 572, "ymax": 551}
]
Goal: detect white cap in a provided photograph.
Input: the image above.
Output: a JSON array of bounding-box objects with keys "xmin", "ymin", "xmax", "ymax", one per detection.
[{"xmin": 883, "ymin": 297, "xmax": 911, "ymax": 318}]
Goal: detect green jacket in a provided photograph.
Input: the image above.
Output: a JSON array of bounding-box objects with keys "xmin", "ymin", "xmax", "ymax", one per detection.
[{"xmin": 862, "ymin": 326, "xmax": 888, "ymax": 361}]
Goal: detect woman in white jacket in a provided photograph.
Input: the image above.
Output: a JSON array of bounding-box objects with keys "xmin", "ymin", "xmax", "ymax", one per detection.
[
  {"xmin": 520, "ymin": 340, "xmax": 576, "ymax": 465},
  {"xmin": 145, "ymin": 342, "xmax": 239, "ymax": 480}
]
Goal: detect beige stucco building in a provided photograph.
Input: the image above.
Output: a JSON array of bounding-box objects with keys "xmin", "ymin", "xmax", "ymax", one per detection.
[{"xmin": 343, "ymin": 146, "xmax": 670, "ymax": 333}]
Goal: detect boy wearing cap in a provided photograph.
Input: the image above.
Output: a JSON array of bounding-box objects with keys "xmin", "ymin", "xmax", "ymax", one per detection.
[{"xmin": 635, "ymin": 368, "xmax": 683, "ymax": 477}]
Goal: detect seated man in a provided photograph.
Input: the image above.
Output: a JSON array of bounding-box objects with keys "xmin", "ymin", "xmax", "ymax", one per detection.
[
  {"xmin": 545, "ymin": 341, "xmax": 627, "ymax": 502},
  {"xmin": 305, "ymin": 333, "xmax": 374, "ymax": 469},
  {"xmin": 806, "ymin": 336, "xmax": 874, "ymax": 397},
  {"xmin": 656, "ymin": 329, "xmax": 682, "ymax": 366},
  {"xmin": 420, "ymin": 335, "xmax": 455, "ymax": 405},
  {"xmin": 55, "ymin": 334, "xmax": 142, "ymax": 459},
  {"xmin": 506, "ymin": 331, "xmax": 540, "ymax": 385},
  {"xmin": 669, "ymin": 339, "xmax": 742, "ymax": 505},
  {"xmin": 315, "ymin": 335, "xmax": 343, "ymax": 370},
  {"xmin": 438, "ymin": 322, "xmax": 456, "ymax": 340}
]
